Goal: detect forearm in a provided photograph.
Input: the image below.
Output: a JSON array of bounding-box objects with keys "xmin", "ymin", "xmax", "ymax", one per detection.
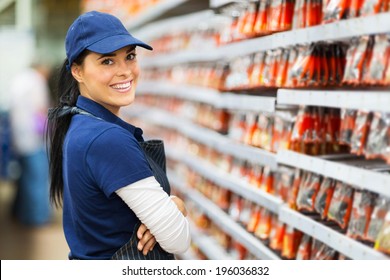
[{"xmin": 116, "ymin": 176, "xmax": 190, "ymax": 254}]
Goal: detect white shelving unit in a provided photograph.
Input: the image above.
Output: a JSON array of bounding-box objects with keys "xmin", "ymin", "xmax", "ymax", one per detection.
[
  {"xmin": 277, "ymin": 150, "xmax": 390, "ymax": 198},
  {"xmin": 138, "ymin": 81, "xmax": 276, "ymax": 112},
  {"xmin": 279, "ymin": 206, "xmax": 390, "ymax": 260},
  {"xmin": 278, "ymin": 89, "xmax": 390, "ymax": 111},
  {"xmin": 168, "ymin": 150, "xmax": 282, "ymax": 214},
  {"xmin": 124, "ymin": 0, "xmax": 189, "ymax": 30},
  {"xmin": 141, "ymin": 12, "xmax": 390, "ymax": 68},
  {"xmin": 125, "ymin": 106, "xmax": 278, "ymax": 169},
  {"xmin": 169, "ymin": 173, "xmax": 281, "ymax": 260}
]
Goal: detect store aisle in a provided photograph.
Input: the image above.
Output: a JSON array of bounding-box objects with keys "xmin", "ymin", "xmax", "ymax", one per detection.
[{"xmin": 0, "ymin": 181, "xmax": 69, "ymax": 260}]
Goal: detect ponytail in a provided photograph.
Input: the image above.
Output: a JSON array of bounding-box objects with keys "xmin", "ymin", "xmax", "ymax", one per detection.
[{"xmin": 46, "ymin": 51, "xmax": 89, "ymax": 207}]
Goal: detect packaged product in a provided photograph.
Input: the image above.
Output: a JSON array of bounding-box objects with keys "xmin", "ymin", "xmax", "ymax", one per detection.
[
  {"xmin": 365, "ymin": 196, "xmax": 390, "ymax": 242},
  {"xmin": 327, "ymin": 182, "xmax": 354, "ymax": 230},
  {"xmin": 269, "ymin": 219, "xmax": 286, "ymax": 251},
  {"xmin": 365, "ymin": 113, "xmax": 390, "ymax": 162},
  {"xmin": 254, "ymin": 208, "xmax": 273, "ymax": 240},
  {"xmin": 350, "ymin": 110, "xmax": 373, "ymax": 155},
  {"xmin": 374, "ymin": 211, "xmax": 390, "ymax": 254},
  {"xmin": 254, "ymin": 0, "xmax": 270, "ymax": 35},
  {"xmin": 347, "ymin": 190, "xmax": 377, "ymax": 239},
  {"xmin": 360, "ymin": 0, "xmax": 386, "ymax": 16},
  {"xmin": 296, "ymin": 234, "xmax": 312, "ymax": 260},
  {"xmin": 282, "ymin": 225, "xmax": 303, "ymax": 259},
  {"xmin": 314, "ymin": 177, "xmax": 336, "ymax": 219},
  {"xmin": 249, "ymin": 52, "xmax": 266, "ymax": 87},
  {"xmin": 363, "ymin": 34, "xmax": 389, "ymax": 85},
  {"xmin": 247, "ymin": 204, "xmax": 261, "ymax": 233},
  {"xmin": 339, "ymin": 109, "xmax": 358, "ymax": 146},
  {"xmin": 296, "ymin": 172, "xmax": 322, "ymax": 212},
  {"xmin": 288, "ymin": 169, "xmax": 304, "ymax": 209},
  {"xmin": 260, "ymin": 166, "xmax": 275, "ymax": 194},
  {"xmin": 311, "ymin": 240, "xmax": 338, "ymax": 259},
  {"xmin": 322, "ymin": 0, "xmax": 350, "ymax": 23}
]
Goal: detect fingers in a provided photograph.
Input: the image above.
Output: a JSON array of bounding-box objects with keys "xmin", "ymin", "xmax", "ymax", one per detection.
[{"xmin": 137, "ymin": 224, "xmax": 157, "ymax": 255}]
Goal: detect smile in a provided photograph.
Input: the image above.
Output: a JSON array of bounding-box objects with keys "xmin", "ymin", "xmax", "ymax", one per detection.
[{"xmin": 111, "ymin": 81, "xmax": 132, "ymax": 92}]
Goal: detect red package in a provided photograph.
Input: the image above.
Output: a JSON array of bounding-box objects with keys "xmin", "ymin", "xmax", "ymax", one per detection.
[
  {"xmin": 314, "ymin": 177, "xmax": 336, "ymax": 219},
  {"xmin": 364, "ymin": 196, "xmax": 390, "ymax": 242},
  {"xmin": 327, "ymin": 182, "xmax": 354, "ymax": 230},
  {"xmin": 322, "ymin": 0, "xmax": 351, "ymax": 23},
  {"xmin": 339, "ymin": 109, "xmax": 358, "ymax": 146},
  {"xmin": 363, "ymin": 35, "xmax": 390, "ymax": 85},
  {"xmin": 296, "ymin": 234, "xmax": 312, "ymax": 260},
  {"xmin": 282, "ymin": 225, "xmax": 303, "ymax": 259},
  {"xmin": 247, "ymin": 205, "xmax": 261, "ymax": 233},
  {"xmin": 249, "ymin": 52, "xmax": 266, "ymax": 87},
  {"xmin": 255, "ymin": 208, "xmax": 273, "ymax": 240},
  {"xmin": 269, "ymin": 220, "xmax": 286, "ymax": 251},
  {"xmin": 350, "ymin": 110, "xmax": 373, "ymax": 155},
  {"xmin": 347, "ymin": 190, "xmax": 376, "ymax": 239},
  {"xmin": 254, "ymin": 0, "xmax": 270, "ymax": 35},
  {"xmin": 242, "ymin": 1, "xmax": 259, "ymax": 36},
  {"xmin": 374, "ymin": 211, "xmax": 390, "ymax": 254},
  {"xmin": 296, "ymin": 173, "xmax": 322, "ymax": 212},
  {"xmin": 288, "ymin": 169, "xmax": 304, "ymax": 210},
  {"xmin": 279, "ymin": 0, "xmax": 295, "ymax": 31}
]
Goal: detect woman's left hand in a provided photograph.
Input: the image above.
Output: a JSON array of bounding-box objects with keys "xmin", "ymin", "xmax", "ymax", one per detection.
[{"xmin": 137, "ymin": 223, "xmax": 156, "ymax": 255}]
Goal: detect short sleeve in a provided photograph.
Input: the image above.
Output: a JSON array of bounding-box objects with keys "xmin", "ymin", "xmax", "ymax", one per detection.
[{"xmin": 86, "ymin": 127, "xmax": 153, "ymax": 197}]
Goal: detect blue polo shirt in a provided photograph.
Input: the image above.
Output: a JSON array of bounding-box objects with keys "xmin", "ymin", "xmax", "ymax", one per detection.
[{"xmin": 62, "ymin": 96, "xmax": 153, "ymax": 260}]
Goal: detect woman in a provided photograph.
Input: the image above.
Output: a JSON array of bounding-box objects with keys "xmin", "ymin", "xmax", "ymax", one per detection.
[{"xmin": 47, "ymin": 11, "xmax": 190, "ymax": 260}]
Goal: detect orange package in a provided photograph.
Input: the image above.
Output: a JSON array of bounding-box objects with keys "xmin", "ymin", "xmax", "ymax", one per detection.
[
  {"xmin": 314, "ymin": 177, "xmax": 336, "ymax": 219},
  {"xmin": 360, "ymin": 0, "xmax": 385, "ymax": 16},
  {"xmin": 247, "ymin": 205, "xmax": 261, "ymax": 233},
  {"xmin": 254, "ymin": 0, "xmax": 270, "ymax": 35},
  {"xmin": 269, "ymin": 219, "xmax": 286, "ymax": 251},
  {"xmin": 347, "ymin": 0, "xmax": 365, "ymax": 17},
  {"xmin": 260, "ymin": 166, "xmax": 274, "ymax": 194},
  {"xmin": 347, "ymin": 190, "xmax": 376, "ymax": 240},
  {"xmin": 296, "ymin": 173, "xmax": 322, "ymax": 212},
  {"xmin": 327, "ymin": 182, "xmax": 354, "ymax": 230},
  {"xmin": 249, "ymin": 52, "xmax": 266, "ymax": 87},
  {"xmin": 339, "ymin": 109, "xmax": 358, "ymax": 146},
  {"xmin": 296, "ymin": 234, "xmax": 312, "ymax": 260},
  {"xmin": 322, "ymin": 0, "xmax": 351, "ymax": 23},
  {"xmin": 363, "ymin": 35, "xmax": 390, "ymax": 85},
  {"xmin": 350, "ymin": 110, "xmax": 373, "ymax": 155},
  {"xmin": 279, "ymin": 0, "xmax": 295, "ymax": 30},
  {"xmin": 288, "ymin": 169, "xmax": 304, "ymax": 209},
  {"xmin": 268, "ymin": 0, "xmax": 284, "ymax": 32},
  {"xmin": 364, "ymin": 196, "xmax": 390, "ymax": 242},
  {"xmin": 242, "ymin": 1, "xmax": 259, "ymax": 36},
  {"xmin": 282, "ymin": 225, "xmax": 303, "ymax": 259},
  {"xmin": 254, "ymin": 208, "xmax": 273, "ymax": 240},
  {"xmin": 374, "ymin": 211, "xmax": 390, "ymax": 254}
]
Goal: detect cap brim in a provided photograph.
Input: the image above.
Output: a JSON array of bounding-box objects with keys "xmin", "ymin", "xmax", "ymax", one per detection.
[{"xmin": 86, "ymin": 34, "xmax": 153, "ymax": 54}]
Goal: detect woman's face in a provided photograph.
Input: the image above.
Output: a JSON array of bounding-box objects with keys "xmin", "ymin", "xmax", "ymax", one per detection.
[{"xmin": 71, "ymin": 46, "xmax": 139, "ymax": 116}]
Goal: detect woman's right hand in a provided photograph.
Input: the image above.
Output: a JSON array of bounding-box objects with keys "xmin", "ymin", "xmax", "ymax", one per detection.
[
  {"xmin": 170, "ymin": 196, "xmax": 188, "ymax": 217},
  {"xmin": 137, "ymin": 223, "xmax": 156, "ymax": 255}
]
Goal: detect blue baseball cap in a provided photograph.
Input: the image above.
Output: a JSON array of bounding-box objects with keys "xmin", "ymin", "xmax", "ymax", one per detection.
[{"xmin": 65, "ymin": 11, "xmax": 152, "ymax": 70}]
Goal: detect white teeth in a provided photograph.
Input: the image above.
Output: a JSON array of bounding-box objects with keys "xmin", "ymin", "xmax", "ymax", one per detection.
[{"xmin": 112, "ymin": 82, "xmax": 131, "ymax": 89}]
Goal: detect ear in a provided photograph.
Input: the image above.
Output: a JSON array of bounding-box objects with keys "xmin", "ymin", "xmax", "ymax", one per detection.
[{"xmin": 71, "ymin": 64, "xmax": 83, "ymax": 83}]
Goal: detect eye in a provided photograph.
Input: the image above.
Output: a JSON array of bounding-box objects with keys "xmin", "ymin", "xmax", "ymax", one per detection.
[
  {"xmin": 101, "ymin": 58, "xmax": 113, "ymax": 65},
  {"xmin": 127, "ymin": 53, "xmax": 137, "ymax": 60}
]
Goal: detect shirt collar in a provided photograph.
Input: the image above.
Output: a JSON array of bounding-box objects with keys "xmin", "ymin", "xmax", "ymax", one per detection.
[{"xmin": 76, "ymin": 95, "xmax": 144, "ymax": 141}]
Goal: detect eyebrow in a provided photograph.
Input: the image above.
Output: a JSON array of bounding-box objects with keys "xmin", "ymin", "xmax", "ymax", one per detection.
[{"xmin": 97, "ymin": 46, "xmax": 136, "ymax": 59}]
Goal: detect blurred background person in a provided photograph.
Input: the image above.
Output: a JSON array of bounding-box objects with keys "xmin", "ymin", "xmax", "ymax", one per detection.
[{"xmin": 9, "ymin": 61, "xmax": 52, "ymax": 226}]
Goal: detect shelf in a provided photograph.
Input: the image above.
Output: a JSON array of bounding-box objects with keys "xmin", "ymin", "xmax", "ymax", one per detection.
[
  {"xmin": 189, "ymin": 221, "xmax": 234, "ymax": 260},
  {"xmin": 124, "ymin": 0, "xmax": 190, "ymax": 30},
  {"xmin": 277, "ymin": 150, "xmax": 390, "ymax": 198},
  {"xmin": 210, "ymin": 0, "xmax": 246, "ymax": 8},
  {"xmin": 170, "ymin": 174, "xmax": 280, "ymax": 259},
  {"xmin": 168, "ymin": 152, "xmax": 282, "ymax": 214},
  {"xmin": 277, "ymin": 89, "xmax": 390, "ymax": 112},
  {"xmin": 141, "ymin": 13, "xmax": 390, "ymax": 67},
  {"xmin": 279, "ymin": 206, "xmax": 390, "ymax": 260},
  {"xmin": 137, "ymin": 81, "xmax": 276, "ymax": 112},
  {"xmin": 127, "ymin": 106, "xmax": 278, "ymax": 169}
]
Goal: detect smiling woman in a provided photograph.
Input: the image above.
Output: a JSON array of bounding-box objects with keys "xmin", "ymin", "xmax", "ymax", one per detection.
[{"xmin": 46, "ymin": 11, "xmax": 190, "ymax": 260}]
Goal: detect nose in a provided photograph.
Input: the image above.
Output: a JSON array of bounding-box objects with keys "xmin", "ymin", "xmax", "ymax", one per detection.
[{"xmin": 116, "ymin": 60, "xmax": 131, "ymax": 77}]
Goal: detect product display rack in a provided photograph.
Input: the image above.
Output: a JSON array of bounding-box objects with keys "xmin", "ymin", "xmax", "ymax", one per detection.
[
  {"xmin": 127, "ymin": 2, "xmax": 390, "ymax": 259},
  {"xmin": 124, "ymin": 0, "xmax": 190, "ymax": 30},
  {"xmin": 140, "ymin": 12, "xmax": 390, "ymax": 68},
  {"xmin": 169, "ymin": 171, "xmax": 281, "ymax": 260},
  {"xmin": 138, "ymin": 81, "xmax": 276, "ymax": 112}
]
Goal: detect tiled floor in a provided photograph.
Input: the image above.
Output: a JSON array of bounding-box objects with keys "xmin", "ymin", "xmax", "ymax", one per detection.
[{"xmin": 0, "ymin": 181, "xmax": 69, "ymax": 260}]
